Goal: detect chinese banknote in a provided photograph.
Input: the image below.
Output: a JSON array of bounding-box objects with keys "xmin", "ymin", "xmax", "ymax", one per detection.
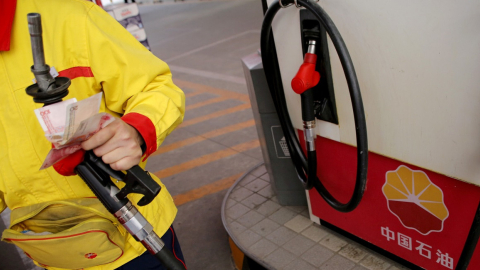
[{"xmin": 34, "ymin": 93, "xmax": 115, "ymax": 169}]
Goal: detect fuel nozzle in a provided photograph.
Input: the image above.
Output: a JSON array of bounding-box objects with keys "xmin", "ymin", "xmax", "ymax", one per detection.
[
  {"xmin": 291, "ymin": 40, "xmax": 320, "ymax": 95},
  {"xmin": 291, "ymin": 39, "xmax": 320, "ymax": 179},
  {"xmin": 25, "ymin": 13, "xmax": 70, "ymax": 105}
]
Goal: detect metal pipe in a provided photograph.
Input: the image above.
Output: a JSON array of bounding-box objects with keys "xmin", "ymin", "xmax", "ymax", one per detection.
[
  {"xmin": 27, "ymin": 13, "xmax": 46, "ymax": 70},
  {"xmin": 307, "ymin": 40, "xmax": 316, "ymax": 54},
  {"xmin": 27, "ymin": 13, "xmax": 55, "ymax": 92}
]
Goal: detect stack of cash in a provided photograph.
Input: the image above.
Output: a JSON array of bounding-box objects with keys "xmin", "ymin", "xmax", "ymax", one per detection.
[{"xmin": 34, "ymin": 93, "xmax": 115, "ymax": 169}]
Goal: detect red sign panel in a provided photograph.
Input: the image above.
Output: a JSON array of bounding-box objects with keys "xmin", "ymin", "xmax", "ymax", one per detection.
[{"xmin": 305, "ymin": 134, "xmax": 480, "ymax": 269}]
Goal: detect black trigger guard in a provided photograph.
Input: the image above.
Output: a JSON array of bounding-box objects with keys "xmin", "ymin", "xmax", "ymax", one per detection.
[
  {"xmin": 84, "ymin": 151, "xmax": 160, "ymax": 206},
  {"xmin": 115, "ymin": 165, "xmax": 161, "ymax": 206}
]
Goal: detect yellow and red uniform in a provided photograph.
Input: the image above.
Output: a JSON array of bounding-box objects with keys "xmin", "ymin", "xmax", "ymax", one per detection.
[{"xmin": 0, "ymin": 0, "xmax": 185, "ymax": 269}]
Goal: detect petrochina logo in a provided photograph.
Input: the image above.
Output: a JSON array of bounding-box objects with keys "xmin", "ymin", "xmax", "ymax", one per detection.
[{"xmin": 382, "ymin": 165, "xmax": 449, "ymax": 235}]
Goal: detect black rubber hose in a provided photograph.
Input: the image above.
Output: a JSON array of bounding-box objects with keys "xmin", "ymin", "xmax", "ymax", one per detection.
[
  {"xmin": 301, "ymin": 90, "xmax": 315, "ymax": 122},
  {"xmin": 263, "ymin": 13, "xmax": 310, "ymax": 188},
  {"xmin": 154, "ymin": 248, "xmax": 186, "ymax": 270},
  {"xmin": 261, "ymin": 0, "xmax": 368, "ymax": 212}
]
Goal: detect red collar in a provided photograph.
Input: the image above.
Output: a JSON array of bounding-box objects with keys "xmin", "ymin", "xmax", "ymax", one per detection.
[{"xmin": 0, "ymin": 0, "xmax": 17, "ymax": 51}]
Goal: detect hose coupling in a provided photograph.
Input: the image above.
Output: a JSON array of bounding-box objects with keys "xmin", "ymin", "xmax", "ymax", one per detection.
[
  {"xmin": 303, "ymin": 120, "xmax": 316, "ymax": 130},
  {"xmin": 303, "ymin": 120, "xmax": 316, "ymax": 151},
  {"xmin": 142, "ymin": 230, "xmax": 165, "ymax": 254},
  {"xmin": 114, "ymin": 202, "xmax": 153, "ymax": 242}
]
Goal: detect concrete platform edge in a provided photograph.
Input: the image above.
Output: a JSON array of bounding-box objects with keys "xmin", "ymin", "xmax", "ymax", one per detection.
[{"xmin": 221, "ymin": 162, "xmax": 272, "ymax": 269}]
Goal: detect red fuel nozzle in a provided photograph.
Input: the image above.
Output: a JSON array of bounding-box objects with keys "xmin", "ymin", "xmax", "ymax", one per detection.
[
  {"xmin": 291, "ymin": 53, "xmax": 320, "ymax": 94},
  {"xmin": 292, "ymin": 40, "xmax": 321, "ymax": 95}
]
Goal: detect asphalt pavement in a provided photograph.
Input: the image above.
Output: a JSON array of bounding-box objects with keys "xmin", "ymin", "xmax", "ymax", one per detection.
[{"xmin": 141, "ymin": 1, "xmax": 264, "ymax": 269}]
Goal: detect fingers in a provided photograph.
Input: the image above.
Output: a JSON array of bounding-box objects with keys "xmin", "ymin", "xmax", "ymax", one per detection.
[
  {"xmin": 102, "ymin": 148, "xmax": 142, "ymax": 171},
  {"xmin": 99, "ymin": 144, "xmax": 143, "ymax": 171},
  {"xmin": 81, "ymin": 122, "xmax": 117, "ymax": 151},
  {"xmin": 81, "ymin": 119, "xmax": 144, "ymax": 171},
  {"xmin": 90, "ymin": 123, "xmax": 137, "ymax": 157}
]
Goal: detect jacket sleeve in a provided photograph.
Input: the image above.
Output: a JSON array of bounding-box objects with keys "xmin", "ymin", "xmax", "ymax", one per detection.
[{"xmin": 84, "ymin": 5, "xmax": 185, "ymax": 158}]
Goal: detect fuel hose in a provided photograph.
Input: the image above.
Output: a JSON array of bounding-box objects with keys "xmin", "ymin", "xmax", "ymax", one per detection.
[{"xmin": 260, "ymin": 0, "xmax": 368, "ymax": 212}]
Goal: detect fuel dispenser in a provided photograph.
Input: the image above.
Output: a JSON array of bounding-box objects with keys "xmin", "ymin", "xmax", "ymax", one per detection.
[{"xmin": 258, "ymin": 0, "xmax": 480, "ymax": 269}]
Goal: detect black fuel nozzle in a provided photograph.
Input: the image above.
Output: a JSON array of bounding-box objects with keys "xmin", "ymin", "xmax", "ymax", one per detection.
[
  {"xmin": 291, "ymin": 39, "xmax": 320, "ymax": 122},
  {"xmin": 115, "ymin": 166, "xmax": 161, "ymax": 207},
  {"xmin": 82, "ymin": 151, "xmax": 161, "ymax": 207},
  {"xmin": 25, "ymin": 13, "xmax": 70, "ymax": 106},
  {"xmin": 77, "ymin": 151, "xmax": 161, "ymax": 210}
]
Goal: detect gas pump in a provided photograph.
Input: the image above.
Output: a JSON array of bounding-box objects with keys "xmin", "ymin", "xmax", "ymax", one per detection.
[
  {"xmin": 260, "ymin": 0, "xmax": 480, "ymax": 269},
  {"xmin": 262, "ymin": 0, "xmax": 368, "ymax": 212}
]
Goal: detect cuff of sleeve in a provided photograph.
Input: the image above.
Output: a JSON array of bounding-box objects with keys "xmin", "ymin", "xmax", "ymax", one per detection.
[
  {"xmin": 53, "ymin": 149, "xmax": 86, "ymax": 176},
  {"xmin": 121, "ymin": 112, "xmax": 157, "ymax": 161}
]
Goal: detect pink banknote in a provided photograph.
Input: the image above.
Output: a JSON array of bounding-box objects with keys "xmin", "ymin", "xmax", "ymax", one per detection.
[
  {"xmin": 53, "ymin": 113, "xmax": 115, "ymax": 149},
  {"xmin": 42, "ymin": 113, "xmax": 115, "ymax": 170},
  {"xmin": 34, "ymin": 98, "xmax": 77, "ymax": 143},
  {"xmin": 34, "ymin": 93, "xmax": 118, "ymax": 170},
  {"xmin": 40, "ymin": 144, "xmax": 83, "ymax": 170},
  {"xmin": 63, "ymin": 93, "xmax": 102, "ymax": 142}
]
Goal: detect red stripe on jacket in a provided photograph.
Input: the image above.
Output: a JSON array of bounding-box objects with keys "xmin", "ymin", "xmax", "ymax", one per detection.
[
  {"xmin": 0, "ymin": 0, "xmax": 17, "ymax": 51},
  {"xmin": 58, "ymin": 66, "xmax": 94, "ymax": 79}
]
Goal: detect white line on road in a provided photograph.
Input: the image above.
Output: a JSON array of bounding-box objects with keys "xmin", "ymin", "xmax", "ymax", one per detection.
[
  {"xmin": 164, "ymin": 30, "xmax": 261, "ymax": 63},
  {"xmin": 169, "ymin": 65, "xmax": 246, "ymax": 85}
]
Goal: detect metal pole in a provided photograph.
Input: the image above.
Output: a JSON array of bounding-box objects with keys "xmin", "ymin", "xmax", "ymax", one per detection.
[{"xmin": 27, "ymin": 13, "xmax": 56, "ymax": 92}]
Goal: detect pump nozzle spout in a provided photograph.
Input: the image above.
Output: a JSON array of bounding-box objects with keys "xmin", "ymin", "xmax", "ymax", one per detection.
[
  {"xmin": 25, "ymin": 13, "xmax": 70, "ymax": 105},
  {"xmin": 307, "ymin": 40, "xmax": 316, "ymax": 54}
]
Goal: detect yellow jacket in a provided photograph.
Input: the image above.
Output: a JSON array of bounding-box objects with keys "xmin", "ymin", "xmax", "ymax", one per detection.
[{"xmin": 0, "ymin": 0, "xmax": 185, "ymax": 269}]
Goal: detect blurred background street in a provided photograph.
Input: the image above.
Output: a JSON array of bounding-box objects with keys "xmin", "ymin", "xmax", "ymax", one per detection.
[{"xmin": 140, "ymin": 0, "xmax": 264, "ymax": 268}]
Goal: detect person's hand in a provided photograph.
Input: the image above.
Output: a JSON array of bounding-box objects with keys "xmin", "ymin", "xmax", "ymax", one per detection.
[{"xmin": 81, "ymin": 118, "xmax": 145, "ymax": 171}]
